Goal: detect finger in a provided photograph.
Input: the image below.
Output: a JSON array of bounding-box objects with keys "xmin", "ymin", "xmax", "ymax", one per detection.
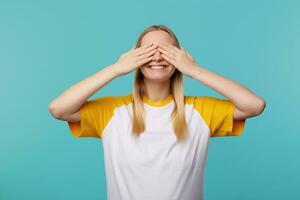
[
  {"xmin": 181, "ymin": 47, "xmax": 194, "ymax": 60},
  {"xmin": 136, "ymin": 43, "xmax": 156, "ymax": 55},
  {"xmin": 133, "ymin": 43, "xmax": 152, "ymax": 53},
  {"xmin": 158, "ymin": 47, "xmax": 176, "ymax": 59},
  {"xmin": 160, "ymin": 44, "xmax": 178, "ymax": 56},
  {"xmin": 137, "ymin": 48, "xmax": 157, "ymax": 61},
  {"xmin": 136, "ymin": 55, "xmax": 154, "ymax": 66},
  {"xmin": 160, "ymin": 53, "xmax": 175, "ymax": 65},
  {"xmin": 187, "ymin": 52, "xmax": 193, "ymax": 59},
  {"xmin": 139, "ymin": 42, "xmax": 153, "ymax": 49},
  {"xmin": 161, "ymin": 43, "xmax": 181, "ymax": 54},
  {"xmin": 181, "ymin": 46, "xmax": 189, "ymax": 55},
  {"xmin": 140, "ymin": 44, "xmax": 158, "ymax": 55},
  {"xmin": 169, "ymin": 44, "xmax": 182, "ymax": 53},
  {"xmin": 140, "ymin": 42, "xmax": 154, "ymax": 50},
  {"xmin": 144, "ymin": 42, "xmax": 156, "ymax": 50}
]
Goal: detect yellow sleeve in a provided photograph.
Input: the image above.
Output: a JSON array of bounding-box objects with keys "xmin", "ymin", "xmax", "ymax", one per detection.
[
  {"xmin": 67, "ymin": 96, "xmax": 119, "ymax": 139},
  {"xmin": 194, "ymin": 96, "xmax": 246, "ymax": 137}
]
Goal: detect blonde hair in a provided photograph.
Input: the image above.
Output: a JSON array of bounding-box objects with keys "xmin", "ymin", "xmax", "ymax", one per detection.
[{"xmin": 131, "ymin": 24, "xmax": 188, "ymax": 142}]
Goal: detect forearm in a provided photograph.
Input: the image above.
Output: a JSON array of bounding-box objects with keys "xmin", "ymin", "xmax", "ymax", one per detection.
[
  {"xmin": 49, "ymin": 64, "xmax": 120, "ymax": 118},
  {"xmin": 190, "ymin": 64, "xmax": 265, "ymax": 114}
]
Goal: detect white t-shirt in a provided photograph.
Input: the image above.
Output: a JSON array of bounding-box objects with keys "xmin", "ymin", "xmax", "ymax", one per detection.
[{"xmin": 67, "ymin": 93, "xmax": 246, "ymax": 200}]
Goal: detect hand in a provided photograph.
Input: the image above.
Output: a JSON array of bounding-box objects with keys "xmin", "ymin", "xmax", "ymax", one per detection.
[
  {"xmin": 113, "ymin": 43, "xmax": 158, "ymax": 76},
  {"xmin": 157, "ymin": 44, "xmax": 198, "ymax": 77}
]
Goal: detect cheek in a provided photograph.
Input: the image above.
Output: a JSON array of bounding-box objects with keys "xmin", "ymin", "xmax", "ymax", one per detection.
[
  {"xmin": 140, "ymin": 67, "xmax": 146, "ymax": 75},
  {"xmin": 140, "ymin": 66, "xmax": 150, "ymax": 77},
  {"xmin": 169, "ymin": 65, "xmax": 176, "ymax": 72},
  {"xmin": 170, "ymin": 67, "xmax": 177, "ymax": 75}
]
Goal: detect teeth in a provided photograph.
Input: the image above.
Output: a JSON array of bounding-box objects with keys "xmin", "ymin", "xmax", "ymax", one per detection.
[{"xmin": 150, "ymin": 65, "xmax": 166, "ymax": 69}]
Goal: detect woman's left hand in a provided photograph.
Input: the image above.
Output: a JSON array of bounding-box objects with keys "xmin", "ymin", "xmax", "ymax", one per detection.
[{"xmin": 158, "ymin": 44, "xmax": 199, "ymax": 77}]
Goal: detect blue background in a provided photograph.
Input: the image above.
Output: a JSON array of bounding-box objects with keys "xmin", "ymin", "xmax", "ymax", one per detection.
[{"xmin": 1, "ymin": 0, "xmax": 299, "ymax": 199}]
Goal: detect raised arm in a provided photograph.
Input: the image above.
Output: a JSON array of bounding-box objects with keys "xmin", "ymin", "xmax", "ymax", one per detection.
[
  {"xmin": 48, "ymin": 64, "xmax": 120, "ymax": 120},
  {"xmin": 190, "ymin": 66, "xmax": 266, "ymax": 119},
  {"xmin": 157, "ymin": 43, "xmax": 266, "ymax": 120},
  {"xmin": 48, "ymin": 43, "xmax": 158, "ymax": 121}
]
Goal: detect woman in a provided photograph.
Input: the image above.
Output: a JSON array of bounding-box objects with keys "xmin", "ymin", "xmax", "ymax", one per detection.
[{"xmin": 49, "ymin": 24, "xmax": 266, "ymax": 200}]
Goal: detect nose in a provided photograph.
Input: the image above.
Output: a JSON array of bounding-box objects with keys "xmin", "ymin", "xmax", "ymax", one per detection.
[{"xmin": 152, "ymin": 48, "xmax": 164, "ymax": 62}]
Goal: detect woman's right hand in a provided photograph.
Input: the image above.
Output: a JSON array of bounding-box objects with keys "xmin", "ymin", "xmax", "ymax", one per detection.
[{"xmin": 112, "ymin": 43, "xmax": 158, "ymax": 76}]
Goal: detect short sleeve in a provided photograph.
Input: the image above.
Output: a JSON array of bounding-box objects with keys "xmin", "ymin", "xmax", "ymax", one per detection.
[
  {"xmin": 67, "ymin": 96, "xmax": 120, "ymax": 139},
  {"xmin": 193, "ymin": 96, "xmax": 246, "ymax": 137}
]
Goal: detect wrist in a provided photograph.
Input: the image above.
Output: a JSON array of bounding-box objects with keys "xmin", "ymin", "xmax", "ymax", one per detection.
[
  {"xmin": 188, "ymin": 64, "xmax": 204, "ymax": 79},
  {"xmin": 108, "ymin": 64, "xmax": 122, "ymax": 76}
]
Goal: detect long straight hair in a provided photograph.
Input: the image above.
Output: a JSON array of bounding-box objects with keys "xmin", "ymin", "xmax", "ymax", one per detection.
[{"xmin": 131, "ymin": 24, "xmax": 188, "ymax": 142}]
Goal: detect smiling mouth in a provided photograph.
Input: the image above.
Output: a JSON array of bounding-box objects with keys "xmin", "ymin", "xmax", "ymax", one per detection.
[{"xmin": 148, "ymin": 64, "xmax": 168, "ymax": 70}]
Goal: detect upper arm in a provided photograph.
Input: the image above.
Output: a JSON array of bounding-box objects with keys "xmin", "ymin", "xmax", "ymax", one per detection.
[
  {"xmin": 233, "ymin": 106, "xmax": 249, "ymax": 121},
  {"xmin": 59, "ymin": 110, "xmax": 81, "ymax": 123},
  {"xmin": 234, "ymin": 105, "xmax": 261, "ymax": 120},
  {"xmin": 193, "ymin": 96, "xmax": 246, "ymax": 137},
  {"xmin": 66, "ymin": 96, "xmax": 121, "ymax": 139}
]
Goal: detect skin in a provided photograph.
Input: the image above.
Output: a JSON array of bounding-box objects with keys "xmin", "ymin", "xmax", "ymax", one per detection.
[
  {"xmin": 48, "ymin": 36, "xmax": 162, "ymax": 121},
  {"xmin": 49, "ymin": 30, "xmax": 266, "ymax": 122},
  {"xmin": 152, "ymin": 31, "xmax": 266, "ymax": 120},
  {"xmin": 118, "ymin": 30, "xmax": 266, "ymax": 120},
  {"xmin": 139, "ymin": 31, "xmax": 177, "ymax": 101}
]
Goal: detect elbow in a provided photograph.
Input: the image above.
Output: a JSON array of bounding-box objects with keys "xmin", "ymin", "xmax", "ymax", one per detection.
[
  {"xmin": 253, "ymin": 98, "xmax": 266, "ymax": 116},
  {"xmin": 48, "ymin": 101, "xmax": 63, "ymax": 119},
  {"xmin": 237, "ymin": 97, "xmax": 266, "ymax": 118}
]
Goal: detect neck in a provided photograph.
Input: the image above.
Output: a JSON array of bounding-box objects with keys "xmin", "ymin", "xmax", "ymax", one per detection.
[{"xmin": 143, "ymin": 78, "xmax": 171, "ymax": 101}]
